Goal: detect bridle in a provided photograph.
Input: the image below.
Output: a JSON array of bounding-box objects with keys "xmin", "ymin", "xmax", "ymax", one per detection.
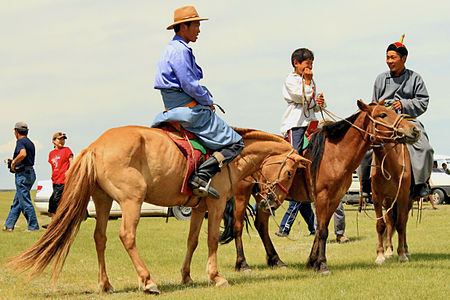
[
  {"xmin": 243, "ymin": 149, "xmax": 296, "ymax": 213},
  {"xmin": 320, "ymin": 103, "xmax": 409, "ymax": 146}
]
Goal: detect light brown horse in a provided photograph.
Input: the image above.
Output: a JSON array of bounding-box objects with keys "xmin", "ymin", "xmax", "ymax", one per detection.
[
  {"xmin": 7, "ymin": 126, "xmax": 310, "ymax": 294},
  {"xmin": 221, "ymin": 100, "xmax": 420, "ymax": 274},
  {"xmin": 371, "ymin": 143, "xmax": 414, "ymax": 264}
]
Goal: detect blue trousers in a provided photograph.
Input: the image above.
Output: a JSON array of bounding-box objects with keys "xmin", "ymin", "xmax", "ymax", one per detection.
[
  {"xmin": 279, "ymin": 201, "xmax": 315, "ymax": 235},
  {"xmin": 4, "ymin": 168, "xmax": 39, "ymax": 230}
]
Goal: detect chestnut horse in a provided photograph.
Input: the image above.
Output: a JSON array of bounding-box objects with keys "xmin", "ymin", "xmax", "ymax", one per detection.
[
  {"xmin": 7, "ymin": 126, "xmax": 310, "ymax": 294},
  {"xmin": 372, "ymin": 143, "xmax": 414, "ymax": 264},
  {"xmin": 221, "ymin": 100, "xmax": 420, "ymax": 274}
]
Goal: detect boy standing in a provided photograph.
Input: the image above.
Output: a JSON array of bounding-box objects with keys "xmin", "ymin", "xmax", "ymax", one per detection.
[
  {"xmin": 276, "ymin": 48, "xmax": 324, "ymax": 237},
  {"xmin": 44, "ymin": 132, "xmax": 73, "ymax": 228}
]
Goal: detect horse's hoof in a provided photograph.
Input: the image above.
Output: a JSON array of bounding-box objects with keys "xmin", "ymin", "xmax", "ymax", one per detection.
[
  {"xmin": 242, "ymin": 267, "xmax": 252, "ymax": 274},
  {"xmin": 405, "ymin": 252, "xmax": 411, "ymax": 258},
  {"xmin": 99, "ymin": 283, "xmax": 115, "ymax": 293},
  {"xmin": 375, "ymin": 256, "xmax": 385, "ymax": 265},
  {"xmin": 398, "ymin": 254, "xmax": 409, "ymax": 263},
  {"xmin": 316, "ymin": 264, "xmax": 331, "ymax": 275},
  {"xmin": 144, "ymin": 285, "xmax": 160, "ymax": 295},
  {"xmin": 384, "ymin": 252, "xmax": 394, "ymax": 259},
  {"xmin": 215, "ymin": 278, "xmax": 229, "ymax": 287},
  {"xmin": 181, "ymin": 277, "xmax": 194, "ymax": 286},
  {"xmin": 269, "ymin": 259, "xmax": 287, "ymax": 269}
]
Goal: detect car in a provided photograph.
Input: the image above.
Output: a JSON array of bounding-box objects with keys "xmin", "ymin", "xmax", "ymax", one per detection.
[
  {"xmin": 342, "ymin": 171, "xmax": 361, "ymax": 204},
  {"xmin": 34, "ymin": 180, "xmax": 192, "ymax": 220},
  {"xmin": 430, "ymin": 170, "xmax": 450, "ymax": 205}
]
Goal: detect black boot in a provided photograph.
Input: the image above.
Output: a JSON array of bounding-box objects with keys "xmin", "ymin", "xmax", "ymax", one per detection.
[
  {"xmin": 188, "ymin": 156, "xmax": 221, "ymax": 198},
  {"xmin": 414, "ymin": 183, "xmax": 429, "ymax": 198}
]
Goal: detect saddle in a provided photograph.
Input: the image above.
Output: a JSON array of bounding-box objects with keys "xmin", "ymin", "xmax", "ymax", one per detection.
[{"xmin": 159, "ymin": 122, "xmax": 211, "ymax": 195}]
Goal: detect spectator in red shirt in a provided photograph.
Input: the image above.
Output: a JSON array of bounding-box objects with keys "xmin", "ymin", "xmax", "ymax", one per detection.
[{"xmin": 43, "ymin": 132, "xmax": 73, "ymax": 229}]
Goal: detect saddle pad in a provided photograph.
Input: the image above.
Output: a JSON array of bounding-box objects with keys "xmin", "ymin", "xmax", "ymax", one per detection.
[{"xmin": 161, "ymin": 123, "xmax": 208, "ymax": 195}]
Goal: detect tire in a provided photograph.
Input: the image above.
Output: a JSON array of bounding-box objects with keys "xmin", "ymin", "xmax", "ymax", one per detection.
[
  {"xmin": 171, "ymin": 206, "xmax": 192, "ymax": 220},
  {"xmin": 432, "ymin": 189, "xmax": 445, "ymax": 205}
]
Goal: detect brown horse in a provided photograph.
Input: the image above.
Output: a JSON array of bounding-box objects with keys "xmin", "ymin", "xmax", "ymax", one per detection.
[
  {"xmin": 7, "ymin": 126, "xmax": 310, "ymax": 294},
  {"xmin": 221, "ymin": 100, "xmax": 420, "ymax": 274},
  {"xmin": 371, "ymin": 143, "xmax": 414, "ymax": 264}
]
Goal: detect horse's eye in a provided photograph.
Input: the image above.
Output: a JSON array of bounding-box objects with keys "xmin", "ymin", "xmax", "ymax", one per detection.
[
  {"xmin": 287, "ymin": 171, "xmax": 292, "ymax": 179},
  {"xmin": 380, "ymin": 113, "xmax": 387, "ymax": 118}
]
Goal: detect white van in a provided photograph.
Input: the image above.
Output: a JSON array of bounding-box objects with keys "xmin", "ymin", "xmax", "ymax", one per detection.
[
  {"xmin": 434, "ymin": 154, "xmax": 450, "ymax": 170},
  {"xmin": 34, "ymin": 180, "xmax": 192, "ymax": 220}
]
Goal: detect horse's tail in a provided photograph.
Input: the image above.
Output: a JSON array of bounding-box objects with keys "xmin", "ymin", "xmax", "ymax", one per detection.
[
  {"xmin": 220, "ymin": 198, "xmax": 235, "ymax": 244},
  {"xmin": 7, "ymin": 148, "xmax": 97, "ymax": 286}
]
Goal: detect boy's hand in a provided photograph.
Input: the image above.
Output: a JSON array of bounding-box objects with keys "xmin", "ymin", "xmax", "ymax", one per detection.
[
  {"xmin": 303, "ymin": 68, "xmax": 313, "ymax": 85},
  {"xmin": 315, "ymin": 93, "xmax": 325, "ymax": 107}
]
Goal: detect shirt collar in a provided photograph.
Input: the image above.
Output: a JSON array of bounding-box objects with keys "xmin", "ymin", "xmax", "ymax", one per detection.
[
  {"xmin": 390, "ymin": 68, "xmax": 406, "ymax": 78},
  {"xmin": 173, "ymin": 35, "xmax": 191, "ymax": 50}
]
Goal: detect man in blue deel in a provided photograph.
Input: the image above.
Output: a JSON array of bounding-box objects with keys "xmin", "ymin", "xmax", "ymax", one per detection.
[{"xmin": 152, "ymin": 6, "xmax": 244, "ymax": 199}]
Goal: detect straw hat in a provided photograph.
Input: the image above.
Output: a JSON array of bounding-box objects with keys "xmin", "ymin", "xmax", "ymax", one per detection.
[{"xmin": 166, "ymin": 6, "xmax": 208, "ymax": 30}]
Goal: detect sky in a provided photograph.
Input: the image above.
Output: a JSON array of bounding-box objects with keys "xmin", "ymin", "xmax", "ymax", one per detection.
[{"xmin": 1, "ymin": 0, "xmax": 449, "ymax": 189}]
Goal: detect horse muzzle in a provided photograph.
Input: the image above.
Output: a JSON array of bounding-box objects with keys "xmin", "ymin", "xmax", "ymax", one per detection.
[{"xmin": 400, "ymin": 126, "xmax": 421, "ymax": 144}]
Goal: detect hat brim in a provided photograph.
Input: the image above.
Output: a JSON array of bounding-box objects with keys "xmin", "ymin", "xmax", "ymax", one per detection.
[{"xmin": 166, "ymin": 17, "xmax": 208, "ymax": 30}]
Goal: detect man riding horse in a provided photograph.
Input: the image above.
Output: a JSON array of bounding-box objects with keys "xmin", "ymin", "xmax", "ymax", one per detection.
[
  {"xmin": 361, "ymin": 35, "xmax": 434, "ymax": 199},
  {"xmin": 152, "ymin": 6, "xmax": 244, "ymax": 199}
]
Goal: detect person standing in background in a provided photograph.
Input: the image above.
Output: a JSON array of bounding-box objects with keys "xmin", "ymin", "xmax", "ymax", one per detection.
[
  {"xmin": 43, "ymin": 132, "xmax": 73, "ymax": 229},
  {"xmin": 3, "ymin": 122, "xmax": 39, "ymax": 232}
]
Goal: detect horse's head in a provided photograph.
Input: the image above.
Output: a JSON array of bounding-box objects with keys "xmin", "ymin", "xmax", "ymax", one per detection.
[
  {"xmin": 357, "ymin": 100, "xmax": 420, "ymax": 144},
  {"xmin": 256, "ymin": 150, "xmax": 310, "ymax": 214}
]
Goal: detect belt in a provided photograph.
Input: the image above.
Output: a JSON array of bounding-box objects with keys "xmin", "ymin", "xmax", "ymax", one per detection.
[{"xmin": 165, "ymin": 100, "xmax": 198, "ymax": 111}]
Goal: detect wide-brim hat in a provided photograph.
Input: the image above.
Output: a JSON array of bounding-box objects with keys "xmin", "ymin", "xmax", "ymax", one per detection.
[
  {"xmin": 52, "ymin": 132, "xmax": 67, "ymax": 141},
  {"xmin": 166, "ymin": 6, "xmax": 208, "ymax": 30}
]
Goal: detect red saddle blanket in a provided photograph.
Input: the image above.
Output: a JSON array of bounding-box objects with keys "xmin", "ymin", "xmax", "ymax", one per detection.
[{"xmin": 160, "ymin": 123, "xmax": 209, "ymax": 195}]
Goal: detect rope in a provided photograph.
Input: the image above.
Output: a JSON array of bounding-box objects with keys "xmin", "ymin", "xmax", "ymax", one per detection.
[{"xmin": 362, "ymin": 144, "xmax": 406, "ymax": 221}]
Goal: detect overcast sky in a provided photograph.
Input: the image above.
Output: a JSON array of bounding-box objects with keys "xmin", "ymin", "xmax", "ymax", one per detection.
[{"xmin": 1, "ymin": 0, "xmax": 449, "ymax": 189}]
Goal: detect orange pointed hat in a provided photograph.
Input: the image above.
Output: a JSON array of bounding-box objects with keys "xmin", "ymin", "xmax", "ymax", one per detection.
[
  {"xmin": 387, "ymin": 34, "xmax": 408, "ymax": 57},
  {"xmin": 166, "ymin": 6, "xmax": 208, "ymax": 30}
]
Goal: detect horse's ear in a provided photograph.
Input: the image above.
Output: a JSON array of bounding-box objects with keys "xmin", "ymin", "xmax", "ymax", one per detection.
[
  {"xmin": 293, "ymin": 153, "xmax": 311, "ymax": 169},
  {"xmin": 357, "ymin": 99, "xmax": 369, "ymax": 111}
]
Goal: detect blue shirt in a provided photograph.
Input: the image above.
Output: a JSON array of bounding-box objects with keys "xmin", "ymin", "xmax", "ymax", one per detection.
[
  {"xmin": 14, "ymin": 137, "xmax": 35, "ymax": 167},
  {"xmin": 154, "ymin": 35, "xmax": 213, "ymax": 106}
]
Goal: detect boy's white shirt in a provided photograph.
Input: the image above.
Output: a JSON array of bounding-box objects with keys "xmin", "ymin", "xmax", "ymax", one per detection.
[{"xmin": 280, "ymin": 72, "xmax": 320, "ymax": 136}]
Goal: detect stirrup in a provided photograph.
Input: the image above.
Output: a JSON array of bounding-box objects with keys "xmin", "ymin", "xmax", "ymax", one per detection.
[{"xmin": 192, "ymin": 179, "xmax": 220, "ymax": 199}]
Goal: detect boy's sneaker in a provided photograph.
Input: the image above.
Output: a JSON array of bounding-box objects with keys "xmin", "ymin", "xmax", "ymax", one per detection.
[{"xmin": 275, "ymin": 231, "xmax": 288, "ymax": 237}]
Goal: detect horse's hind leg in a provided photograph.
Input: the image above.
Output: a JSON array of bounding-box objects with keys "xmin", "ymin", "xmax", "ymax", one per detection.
[
  {"xmin": 233, "ymin": 193, "xmax": 252, "ymax": 272},
  {"xmin": 255, "ymin": 206, "xmax": 286, "ymax": 268},
  {"xmin": 396, "ymin": 194, "xmax": 410, "ymax": 263},
  {"xmin": 373, "ymin": 193, "xmax": 386, "ymax": 265},
  {"xmin": 92, "ymin": 188, "xmax": 115, "ymax": 293},
  {"xmin": 181, "ymin": 207, "xmax": 205, "ymax": 285},
  {"xmin": 119, "ymin": 198, "xmax": 159, "ymax": 294}
]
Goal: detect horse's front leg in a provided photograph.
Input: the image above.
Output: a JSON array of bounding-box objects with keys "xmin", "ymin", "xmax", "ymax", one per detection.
[
  {"xmin": 307, "ymin": 196, "xmax": 332, "ymax": 275},
  {"xmin": 181, "ymin": 206, "xmax": 205, "ymax": 285},
  {"xmin": 233, "ymin": 194, "xmax": 251, "ymax": 272},
  {"xmin": 373, "ymin": 194, "xmax": 387, "ymax": 265},
  {"xmin": 383, "ymin": 203, "xmax": 395, "ymax": 259},
  {"xmin": 206, "ymin": 198, "xmax": 229, "ymax": 287},
  {"xmin": 119, "ymin": 200, "xmax": 159, "ymax": 294},
  {"xmin": 255, "ymin": 207, "xmax": 286, "ymax": 268},
  {"xmin": 92, "ymin": 190, "xmax": 114, "ymax": 293}
]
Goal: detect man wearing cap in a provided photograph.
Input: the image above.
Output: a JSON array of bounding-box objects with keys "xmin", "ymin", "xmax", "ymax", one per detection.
[
  {"xmin": 43, "ymin": 132, "xmax": 73, "ymax": 229},
  {"xmin": 3, "ymin": 122, "xmax": 39, "ymax": 232},
  {"xmin": 151, "ymin": 6, "xmax": 244, "ymax": 199},
  {"xmin": 363, "ymin": 36, "xmax": 434, "ymax": 198}
]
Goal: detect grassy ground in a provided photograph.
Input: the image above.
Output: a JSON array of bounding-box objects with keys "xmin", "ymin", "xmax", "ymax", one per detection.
[{"xmin": 0, "ymin": 191, "xmax": 448, "ymax": 299}]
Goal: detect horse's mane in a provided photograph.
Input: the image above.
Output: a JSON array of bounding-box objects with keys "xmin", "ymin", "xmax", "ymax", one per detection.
[
  {"xmin": 232, "ymin": 127, "xmax": 287, "ymax": 143},
  {"xmin": 306, "ymin": 112, "xmax": 361, "ymax": 183}
]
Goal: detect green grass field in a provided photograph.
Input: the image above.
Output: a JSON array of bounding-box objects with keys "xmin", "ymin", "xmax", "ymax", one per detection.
[{"xmin": 0, "ymin": 191, "xmax": 448, "ymax": 299}]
